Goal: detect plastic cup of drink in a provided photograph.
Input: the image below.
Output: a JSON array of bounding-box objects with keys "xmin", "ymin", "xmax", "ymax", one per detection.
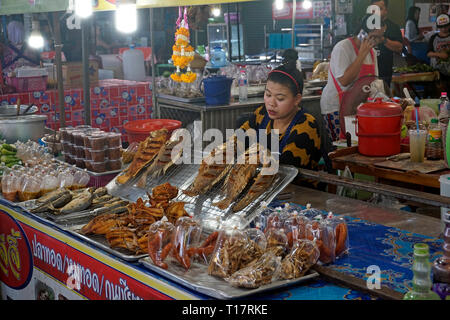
[{"xmin": 409, "ymin": 130, "xmax": 427, "ymax": 162}]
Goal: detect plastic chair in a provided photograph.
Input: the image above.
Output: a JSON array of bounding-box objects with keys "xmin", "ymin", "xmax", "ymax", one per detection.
[{"xmin": 118, "ymin": 47, "xmax": 152, "ymax": 62}]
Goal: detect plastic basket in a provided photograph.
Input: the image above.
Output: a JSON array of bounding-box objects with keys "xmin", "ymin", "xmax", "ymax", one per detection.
[{"xmin": 6, "ymin": 75, "xmax": 48, "ymax": 93}]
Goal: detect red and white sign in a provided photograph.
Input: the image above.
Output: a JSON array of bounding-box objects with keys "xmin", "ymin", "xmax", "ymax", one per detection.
[{"xmin": 272, "ymin": 2, "xmax": 313, "ymax": 20}]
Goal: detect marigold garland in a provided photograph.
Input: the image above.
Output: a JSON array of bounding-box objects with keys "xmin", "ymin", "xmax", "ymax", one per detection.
[{"xmin": 171, "ymin": 7, "xmax": 197, "ymax": 84}]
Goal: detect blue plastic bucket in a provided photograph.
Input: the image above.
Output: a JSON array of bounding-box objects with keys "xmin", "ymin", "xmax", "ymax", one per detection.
[{"xmin": 202, "ymin": 75, "xmax": 234, "ymax": 106}]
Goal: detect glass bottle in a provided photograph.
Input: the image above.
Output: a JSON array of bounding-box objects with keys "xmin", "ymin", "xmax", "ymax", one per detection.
[
  {"xmin": 404, "ymin": 243, "xmax": 441, "ymax": 300},
  {"xmin": 432, "ymin": 212, "xmax": 450, "ymax": 300}
]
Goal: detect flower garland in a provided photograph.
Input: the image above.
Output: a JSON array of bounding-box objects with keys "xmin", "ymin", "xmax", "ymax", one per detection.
[{"xmin": 171, "ymin": 7, "xmax": 197, "ymax": 83}]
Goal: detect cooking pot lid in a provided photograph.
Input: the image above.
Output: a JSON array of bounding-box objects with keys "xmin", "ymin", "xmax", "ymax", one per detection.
[{"xmin": 357, "ymin": 99, "xmax": 402, "ymax": 117}]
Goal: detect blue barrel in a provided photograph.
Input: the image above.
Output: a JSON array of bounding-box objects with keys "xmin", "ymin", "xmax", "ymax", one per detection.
[{"xmin": 202, "ymin": 75, "xmax": 234, "ymax": 106}]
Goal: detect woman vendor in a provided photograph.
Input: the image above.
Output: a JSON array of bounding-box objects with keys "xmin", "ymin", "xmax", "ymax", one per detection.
[
  {"xmin": 320, "ymin": 14, "xmax": 386, "ymax": 142},
  {"xmin": 239, "ymin": 49, "xmax": 322, "ymax": 188}
]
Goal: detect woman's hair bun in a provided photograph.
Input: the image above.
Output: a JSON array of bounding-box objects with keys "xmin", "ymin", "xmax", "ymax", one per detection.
[{"xmin": 282, "ymin": 48, "xmax": 299, "ymax": 72}]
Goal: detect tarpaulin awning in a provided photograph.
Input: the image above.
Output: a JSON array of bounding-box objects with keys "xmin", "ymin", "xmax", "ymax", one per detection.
[{"xmin": 94, "ymin": 0, "xmax": 254, "ymax": 11}]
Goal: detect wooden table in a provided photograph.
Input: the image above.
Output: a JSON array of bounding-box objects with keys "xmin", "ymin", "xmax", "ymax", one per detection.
[
  {"xmin": 391, "ymin": 71, "xmax": 440, "ymax": 99},
  {"xmin": 329, "ymin": 145, "xmax": 450, "ymax": 190}
]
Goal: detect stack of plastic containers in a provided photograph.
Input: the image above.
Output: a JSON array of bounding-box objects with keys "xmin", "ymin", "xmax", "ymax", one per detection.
[{"xmin": 60, "ymin": 125, "xmax": 122, "ymax": 173}]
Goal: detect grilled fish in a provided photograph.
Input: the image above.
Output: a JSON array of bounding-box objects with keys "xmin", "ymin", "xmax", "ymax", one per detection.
[
  {"xmin": 58, "ymin": 190, "xmax": 94, "ymax": 215},
  {"xmin": 183, "ymin": 140, "xmax": 236, "ymax": 197},
  {"xmin": 143, "ymin": 136, "xmax": 184, "ymax": 179},
  {"xmin": 117, "ymin": 129, "xmax": 169, "ymax": 185},
  {"xmin": 213, "ymin": 146, "xmax": 260, "ymax": 210},
  {"xmin": 36, "ymin": 188, "xmax": 68, "ymax": 204},
  {"xmin": 93, "ymin": 187, "xmax": 108, "ymax": 198}
]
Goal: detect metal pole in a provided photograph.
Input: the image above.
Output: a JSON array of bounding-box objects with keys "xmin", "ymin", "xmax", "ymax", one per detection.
[
  {"xmin": 81, "ymin": 17, "xmax": 91, "ymax": 126},
  {"xmin": 291, "ymin": 0, "xmax": 296, "ymax": 48},
  {"xmin": 226, "ymin": 4, "xmax": 232, "ymax": 61},
  {"xmin": 52, "ymin": 12, "xmax": 65, "ymax": 128},
  {"xmin": 150, "ymin": 8, "xmax": 158, "ymax": 119},
  {"xmin": 236, "ymin": 3, "xmax": 241, "ymax": 61}
]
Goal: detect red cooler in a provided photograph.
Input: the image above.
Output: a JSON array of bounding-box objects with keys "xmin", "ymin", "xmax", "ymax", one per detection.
[{"xmin": 356, "ymin": 99, "xmax": 403, "ymax": 157}]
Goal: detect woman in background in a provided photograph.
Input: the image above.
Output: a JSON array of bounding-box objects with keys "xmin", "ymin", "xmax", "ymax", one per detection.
[{"xmin": 405, "ymin": 6, "xmax": 424, "ymax": 43}]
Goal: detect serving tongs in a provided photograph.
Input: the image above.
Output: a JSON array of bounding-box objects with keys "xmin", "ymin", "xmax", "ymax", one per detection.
[
  {"xmin": 46, "ymin": 202, "xmax": 129, "ymax": 223},
  {"xmin": 15, "ymin": 99, "xmax": 36, "ymax": 116}
]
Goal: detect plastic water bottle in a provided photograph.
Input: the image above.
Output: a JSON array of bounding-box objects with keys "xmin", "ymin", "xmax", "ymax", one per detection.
[
  {"xmin": 439, "ymin": 92, "xmax": 449, "ymax": 125},
  {"xmin": 426, "ymin": 118, "xmax": 443, "ymax": 160},
  {"xmin": 123, "ymin": 45, "xmax": 146, "ymax": 81},
  {"xmin": 238, "ymin": 69, "xmax": 248, "ymax": 103}
]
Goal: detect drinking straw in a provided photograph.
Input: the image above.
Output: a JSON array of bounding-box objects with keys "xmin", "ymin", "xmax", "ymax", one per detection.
[{"xmin": 415, "ymin": 108, "xmax": 420, "ymax": 133}]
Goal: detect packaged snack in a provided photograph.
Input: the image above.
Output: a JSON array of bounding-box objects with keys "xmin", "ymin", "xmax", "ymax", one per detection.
[
  {"xmin": 325, "ymin": 212, "xmax": 349, "ymax": 257},
  {"xmin": 240, "ymin": 228, "xmax": 267, "ymax": 268},
  {"xmin": 72, "ymin": 130, "xmax": 86, "ymax": 147},
  {"xmin": 208, "ymin": 228, "xmax": 250, "ymax": 278},
  {"xmin": 146, "ymin": 217, "xmax": 175, "ymax": 269},
  {"xmin": 305, "ymin": 217, "xmax": 336, "ymax": 264},
  {"xmin": 89, "ymin": 149, "xmax": 106, "ymax": 162},
  {"xmin": 87, "ymin": 132, "xmax": 107, "ymax": 151},
  {"xmin": 280, "ymin": 239, "xmax": 320, "ymax": 280},
  {"xmin": 284, "ymin": 213, "xmax": 310, "ymax": 248},
  {"xmin": 186, "ymin": 230, "xmax": 220, "ymax": 265},
  {"xmin": 264, "ymin": 228, "xmax": 289, "ymax": 258},
  {"xmin": 106, "ymin": 147, "xmax": 121, "ymax": 160},
  {"xmin": 105, "ymin": 132, "xmax": 122, "ymax": 148},
  {"xmin": 90, "ymin": 161, "xmax": 107, "ymax": 173},
  {"xmin": 227, "ymin": 252, "xmax": 281, "ymax": 289},
  {"xmin": 74, "ymin": 146, "xmax": 85, "ymax": 159},
  {"xmin": 170, "ymin": 217, "xmax": 202, "ymax": 270},
  {"xmin": 107, "ymin": 159, "xmax": 122, "ymax": 171},
  {"xmin": 75, "ymin": 157, "xmax": 85, "ymax": 169},
  {"xmin": 300, "ymin": 203, "xmax": 324, "ymax": 220}
]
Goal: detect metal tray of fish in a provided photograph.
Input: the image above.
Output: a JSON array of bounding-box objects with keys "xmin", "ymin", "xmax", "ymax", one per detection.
[
  {"xmin": 61, "ymin": 222, "xmax": 148, "ymax": 262},
  {"xmin": 139, "ymin": 256, "xmax": 319, "ymax": 299},
  {"xmin": 106, "ymin": 164, "xmax": 298, "ymax": 233}
]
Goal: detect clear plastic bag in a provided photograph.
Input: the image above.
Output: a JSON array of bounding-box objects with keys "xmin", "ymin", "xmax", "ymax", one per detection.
[
  {"xmin": 146, "ymin": 217, "xmax": 175, "ymax": 269},
  {"xmin": 325, "ymin": 212, "xmax": 349, "ymax": 258},
  {"xmin": 240, "ymin": 228, "xmax": 267, "ymax": 269},
  {"xmin": 170, "ymin": 217, "xmax": 202, "ymax": 270},
  {"xmin": 279, "ymin": 239, "xmax": 320, "ymax": 280},
  {"xmin": 283, "ymin": 213, "xmax": 311, "ymax": 248},
  {"xmin": 226, "ymin": 252, "xmax": 281, "ymax": 289},
  {"xmin": 207, "ymin": 227, "xmax": 250, "ymax": 279},
  {"xmin": 299, "ymin": 203, "xmax": 324, "ymax": 220},
  {"xmin": 265, "ymin": 228, "xmax": 289, "ymax": 258},
  {"xmin": 305, "ymin": 218, "xmax": 336, "ymax": 264},
  {"xmin": 186, "ymin": 230, "xmax": 220, "ymax": 265}
]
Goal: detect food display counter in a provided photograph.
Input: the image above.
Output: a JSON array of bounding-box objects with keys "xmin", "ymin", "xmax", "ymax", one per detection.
[{"xmin": 0, "ymin": 182, "xmax": 444, "ymax": 300}]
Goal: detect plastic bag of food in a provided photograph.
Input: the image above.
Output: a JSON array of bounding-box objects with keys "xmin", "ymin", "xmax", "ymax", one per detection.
[
  {"xmin": 186, "ymin": 230, "xmax": 220, "ymax": 265},
  {"xmin": 305, "ymin": 217, "xmax": 336, "ymax": 264},
  {"xmin": 325, "ymin": 212, "xmax": 349, "ymax": 258},
  {"xmin": 226, "ymin": 252, "xmax": 281, "ymax": 289},
  {"xmin": 283, "ymin": 212, "xmax": 310, "ymax": 248},
  {"xmin": 208, "ymin": 227, "xmax": 250, "ymax": 279},
  {"xmin": 265, "ymin": 227, "xmax": 289, "ymax": 258},
  {"xmin": 170, "ymin": 217, "xmax": 202, "ymax": 270},
  {"xmin": 240, "ymin": 228, "xmax": 267, "ymax": 268},
  {"xmin": 265, "ymin": 206, "xmax": 291, "ymax": 232},
  {"xmin": 299, "ymin": 203, "xmax": 324, "ymax": 220},
  {"xmin": 279, "ymin": 239, "xmax": 320, "ymax": 280},
  {"xmin": 146, "ymin": 216, "xmax": 175, "ymax": 269}
]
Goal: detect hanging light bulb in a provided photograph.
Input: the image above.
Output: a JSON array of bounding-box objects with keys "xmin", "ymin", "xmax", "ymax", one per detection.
[
  {"xmin": 115, "ymin": 0, "xmax": 137, "ymax": 33},
  {"xmin": 212, "ymin": 7, "xmax": 221, "ymax": 17},
  {"xmin": 303, "ymin": 0, "xmax": 313, "ymax": 10},
  {"xmin": 28, "ymin": 20, "xmax": 44, "ymax": 49},
  {"xmin": 275, "ymin": 0, "xmax": 285, "ymax": 10},
  {"xmin": 75, "ymin": 0, "xmax": 93, "ymax": 18}
]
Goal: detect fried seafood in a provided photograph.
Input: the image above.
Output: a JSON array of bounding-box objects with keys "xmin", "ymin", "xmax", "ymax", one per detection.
[{"xmin": 280, "ymin": 240, "xmax": 320, "ymax": 280}]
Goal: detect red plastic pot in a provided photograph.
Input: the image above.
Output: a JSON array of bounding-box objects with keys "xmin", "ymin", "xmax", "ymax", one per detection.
[
  {"xmin": 123, "ymin": 119, "xmax": 182, "ymax": 144},
  {"xmin": 356, "ymin": 99, "xmax": 403, "ymax": 157}
]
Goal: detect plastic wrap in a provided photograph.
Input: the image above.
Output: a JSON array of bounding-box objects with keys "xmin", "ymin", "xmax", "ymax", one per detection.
[
  {"xmin": 207, "ymin": 228, "xmax": 250, "ymax": 279},
  {"xmin": 305, "ymin": 218, "xmax": 336, "ymax": 264},
  {"xmin": 299, "ymin": 203, "xmax": 324, "ymax": 220},
  {"xmin": 146, "ymin": 217, "xmax": 175, "ymax": 269},
  {"xmin": 226, "ymin": 252, "xmax": 281, "ymax": 289},
  {"xmin": 170, "ymin": 217, "xmax": 202, "ymax": 270},
  {"xmin": 265, "ymin": 228, "xmax": 289, "ymax": 258},
  {"xmin": 283, "ymin": 213, "xmax": 311, "ymax": 248},
  {"xmin": 186, "ymin": 230, "xmax": 220, "ymax": 265},
  {"xmin": 279, "ymin": 240, "xmax": 320, "ymax": 280}
]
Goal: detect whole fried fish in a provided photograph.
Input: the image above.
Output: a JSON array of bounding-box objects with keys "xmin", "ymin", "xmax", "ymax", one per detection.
[
  {"xmin": 117, "ymin": 129, "xmax": 169, "ymax": 185},
  {"xmin": 213, "ymin": 146, "xmax": 260, "ymax": 210},
  {"xmin": 183, "ymin": 140, "xmax": 236, "ymax": 197},
  {"xmin": 143, "ymin": 136, "xmax": 184, "ymax": 179},
  {"xmin": 58, "ymin": 190, "xmax": 94, "ymax": 215},
  {"xmin": 36, "ymin": 188, "xmax": 68, "ymax": 204}
]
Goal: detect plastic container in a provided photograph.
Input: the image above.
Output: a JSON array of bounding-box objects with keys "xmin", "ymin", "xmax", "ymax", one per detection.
[
  {"xmin": 202, "ymin": 75, "xmax": 233, "ymax": 106},
  {"xmin": 72, "ymin": 130, "xmax": 86, "ymax": 147},
  {"xmin": 90, "ymin": 161, "xmax": 107, "ymax": 173},
  {"xmin": 356, "ymin": 99, "xmax": 403, "ymax": 157},
  {"xmin": 123, "ymin": 119, "xmax": 182, "ymax": 144},
  {"xmin": 107, "ymin": 159, "xmax": 122, "ymax": 171},
  {"xmin": 74, "ymin": 145, "xmax": 85, "ymax": 159},
  {"xmin": 89, "ymin": 149, "xmax": 106, "ymax": 162},
  {"xmin": 105, "ymin": 132, "xmax": 122, "ymax": 148},
  {"xmin": 75, "ymin": 157, "xmax": 85, "ymax": 169},
  {"xmin": 6, "ymin": 75, "xmax": 48, "ymax": 93},
  {"xmin": 426, "ymin": 118, "xmax": 443, "ymax": 160},
  {"xmin": 123, "ymin": 45, "xmax": 146, "ymax": 82},
  {"xmin": 210, "ymin": 46, "xmax": 227, "ymax": 68},
  {"xmin": 106, "ymin": 147, "xmax": 121, "ymax": 160},
  {"xmin": 61, "ymin": 141, "xmax": 71, "ymax": 154},
  {"xmin": 87, "ymin": 132, "xmax": 108, "ymax": 151},
  {"xmin": 238, "ymin": 69, "xmax": 249, "ymax": 103}
]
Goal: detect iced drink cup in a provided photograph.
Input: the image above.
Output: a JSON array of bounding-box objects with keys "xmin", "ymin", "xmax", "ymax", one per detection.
[{"xmin": 409, "ymin": 130, "xmax": 427, "ymax": 162}]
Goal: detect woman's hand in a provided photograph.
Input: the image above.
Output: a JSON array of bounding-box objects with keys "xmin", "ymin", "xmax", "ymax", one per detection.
[{"xmin": 359, "ymin": 38, "xmax": 376, "ymax": 59}]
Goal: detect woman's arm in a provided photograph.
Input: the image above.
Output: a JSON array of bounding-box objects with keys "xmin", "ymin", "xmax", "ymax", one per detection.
[{"xmin": 337, "ymin": 38, "xmax": 375, "ymax": 87}]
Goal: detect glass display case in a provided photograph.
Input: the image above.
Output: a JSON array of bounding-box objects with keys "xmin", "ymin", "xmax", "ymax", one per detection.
[{"xmin": 207, "ymin": 23, "xmax": 244, "ymax": 61}]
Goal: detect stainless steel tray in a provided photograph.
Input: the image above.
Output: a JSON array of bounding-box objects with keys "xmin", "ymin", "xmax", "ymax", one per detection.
[
  {"xmin": 55, "ymin": 158, "xmax": 126, "ymax": 177},
  {"xmin": 139, "ymin": 256, "xmax": 319, "ymax": 299},
  {"xmin": 106, "ymin": 164, "xmax": 298, "ymax": 232},
  {"xmin": 62, "ymin": 222, "xmax": 148, "ymax": 262}
]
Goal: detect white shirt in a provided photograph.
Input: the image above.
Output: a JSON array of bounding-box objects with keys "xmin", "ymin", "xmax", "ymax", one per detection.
[{"xmin": 320, "ymin": 38, "xmax": 379, "ymax": 115}]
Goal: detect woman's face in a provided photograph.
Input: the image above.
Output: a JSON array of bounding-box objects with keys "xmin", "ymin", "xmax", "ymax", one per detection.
[
  {"xmin": 264, "ymin": 80, "xmax": 302, "ymax": 121},
  {"xmin": 368, "ymin": 26, "xmax": 386, "ymax": 45}
]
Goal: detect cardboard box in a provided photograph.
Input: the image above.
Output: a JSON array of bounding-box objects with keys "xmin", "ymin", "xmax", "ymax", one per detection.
[{"xmin": 62, "ymin": 60, "xmax": 99, "ymax": 88}]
